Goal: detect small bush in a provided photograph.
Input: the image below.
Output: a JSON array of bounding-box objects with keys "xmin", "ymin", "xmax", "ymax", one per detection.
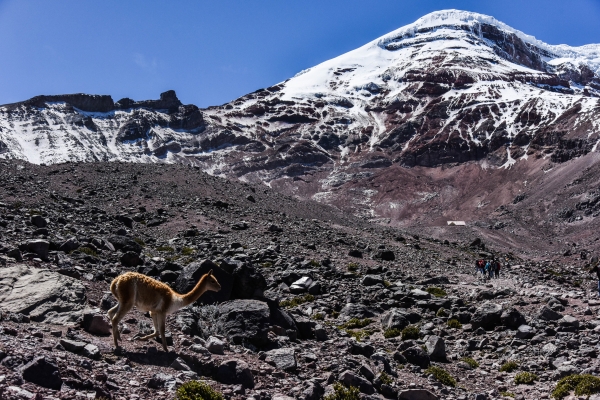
[
  {"xmin": 312, "ymin": 313, "xmax": 325, "ymax": 321},
  {"xmin": 175, "ymin": 380, "xmax": 224, "ymax": 400},
  {"xmin": 514, "ymin": 372, "xmax": 537, "ymax": 385},
  {"xmin": 331, "ymin": 311, "xmax": 340, "ymax": 318},
  {"xmin": 499, "ymin": 392, "xmax": 515, "ymax": 398},
  {"xmin": 425, "ymin": 366, "xmax": 456, "ymax": 387},
  {"xmin": 279, "ymin": 294, "xmax": 315, "ymax": 308},
  {"xmin": 181, "ymin": 247, "xmax": 195, "ymax": 256},
  {"xmin": 338, "ymin": 318, "xmax": 372, "ymax": 330},
  {"xmin": 383, "ymin": 280, "xmax": 392, "ymax": 288},
  {"xmin": 78, "ymin": 247, "xmax": 98, "ymax": 257},
  {"xmin": 309, "ymin": 260, "xmax": 320, "ymax": 267},
  {"xmin": 346, "ymin": 329, "xmax": 373, "ymax": 341},
  {"xmin": 156, "ymin": 246, "xmax": 175, "ymax": 253},
  {"xmin": 378, "ymin": 371, "xmax": 393, "ymax": 385},
  {"xmin": 460, "ymin": 357, "xmax": 479, "ymax": 369},
  {"xmin": 552, "ymin": 374, "xmax": 600, "ymax": 399},
  {"xmin": 426, "ymin": 287, "xmax": 447, "ymax": 297},
  {"xmin": 436, "ymin": 308, "xmax": 448, "ymax": 317},
  {"xmin": 383, "ymin": 328, "xmax": 401, "ymax": 338},
  {"xmin": 324, "ymin": 382, "xmax": 360, "ymax": 400},
  {"xmin": 401, "ymin": 325, "xmax": 420, "ymax": 340},
  {"xmin": 447, "ymin": 319, "xmax": 462, "ymax": 329},
  {"xmin": 499, "ymin": 361, "xmax": 519, "ymax": 372},
  {"xmin": 261, "ymin": 261, "xmax": 273, "ymax": 268},
  {"xmin": 347, "ymin": 263, "xmax": 359, "ymax": 272},
  {"xmin": 134, "ymin": 237, "xmax": 146, "ymax": 247}
]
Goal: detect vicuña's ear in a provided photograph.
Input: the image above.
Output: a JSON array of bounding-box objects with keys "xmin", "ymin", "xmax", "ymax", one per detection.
[{"xmin": 208, "ymin": 269, "xmax": 213, "ymax": 276}]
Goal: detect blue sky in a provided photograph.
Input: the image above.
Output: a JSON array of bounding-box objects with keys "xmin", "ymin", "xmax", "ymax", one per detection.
[{"xmin": 1, "ymin": 0, "xmax": 600, "ymax": 108}]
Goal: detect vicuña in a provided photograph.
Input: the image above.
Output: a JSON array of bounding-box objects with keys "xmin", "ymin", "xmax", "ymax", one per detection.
[{"xmin": 108, "ymin": 270, "xmax": 221, "ymax": 352}]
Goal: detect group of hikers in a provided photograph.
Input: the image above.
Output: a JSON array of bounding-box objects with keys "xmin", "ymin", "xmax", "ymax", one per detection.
[{"xmin": 475, "ymin": 258, "xmax": 502, "ymax": 279}]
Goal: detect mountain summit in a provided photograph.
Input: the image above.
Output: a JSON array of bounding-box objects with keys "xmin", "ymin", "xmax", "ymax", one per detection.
[{"xmin": 1, "ymin": 10, "xmax": 600, "ymax": 227}]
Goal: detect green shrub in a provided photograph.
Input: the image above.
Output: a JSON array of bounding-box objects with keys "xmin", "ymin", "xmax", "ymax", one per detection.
[
  {"xmin": 338, "ymin": 318, "xmax": 372, "ymax": 329},
  {"xmin": 436, "ymin": 308, "xmax": 448, "ymax": 317},
  {"xmin": 346, "ymin": 329, "xmax": 373, "ymax": 341},
  {"xmin": 312, "ymin": 313, "xmax": 325, "ymax": 321},
  {"xmin": 447, "ymin": 319, "xmax": 462, "ymax": 329},
  {"xmin": 279, "ymin": 294, "xmax": 315, "ymax": 308},
  {"xmin": 331, "ymin": 311, "xmax": 340, "ymax": 318},
  {"xmin": 499, "ymin": 392, "xmax": 515, "ymax": 398},
  {"xmin": 78, "ymin": 247, "xmax": 98, "ymax": 257},
  {"xmin": 383, "ymin": 328, "xmax": 401, "ymax": 338},
  {"xmin": 383, "ymin": 280, "xmax": 392, "ymax": 288},
  {"xmin": 347, "ymin": 263, "xmax": 359, "ymax": 272},
  {"xmin": 425, "ymin": 366, "xmax": 456, "ymax": 387},
  {"xmin": 499, "ymin": 361, "xmax": 519, "ymax": 372},
  {"xmin": 552, "ymin": 374, "xmax": 600, "ymax": 399},
  {"xmin": 514, "ymin": 372, "xmax": 537, "ymax": 385},
  {"xmin": 378, "ymin": 371, "xmax": 393, "ymax": 385},
  {"xmin": 309, "ymin": 260, "xmax": 320, "ymax": 267},
  {"xmin": 324, "ymin": 382, "xmax": 360, "ymax": 400},
  {"xmin": 181, "ymin": 247, "xmax": 195, "ymax": 256},
  {"xmin": 261, "ymin": 261, "xmax": 273, "ymax": 268},
  {"xmin": 460, "ymin": 357, "xmax": 479, "ymax": 369},
  {"xmin": 401, "ymin": 325, "xmax": 420, "ymax": 340},
  {"xmin": 426, "ymin": 287, "xmax": 447, "ymax": 297},
  {"xmin": 175, "ymin": 380, "xmax": 224, "ymax": 400},
  {"xmin": 134, "ymin": 237, "xmax": 146, "ymax": 247},
  {"xmin": 156, "ymin": 246, "xmax": 175, "ymax": 253}
]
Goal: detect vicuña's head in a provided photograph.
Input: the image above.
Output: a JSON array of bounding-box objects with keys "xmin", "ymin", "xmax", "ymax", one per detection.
[{"xmin": 204, "ymin": 269, "xmax": 221, "ymax": 292}]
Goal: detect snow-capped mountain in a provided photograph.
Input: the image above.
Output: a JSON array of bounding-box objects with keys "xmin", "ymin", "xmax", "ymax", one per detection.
[{"xmin": 2, "ymin": 10, "xmax": 600, "ymax": 224}]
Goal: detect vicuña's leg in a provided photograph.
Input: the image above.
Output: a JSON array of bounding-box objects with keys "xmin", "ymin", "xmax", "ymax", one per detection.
[
  {"xmin": 157, "ymin": 313, "xmax": 168, "ymax": 352},
  {"xmin": 111, "ymin": 302, "xmax": 133, "ymax": 349},
  {"xmin": 137, "ymin": 312, "xmax": 160, "ymax": 341},
  {"xmin": 107, "ymin": 304, "xmax": 118, "ymax": 320}
]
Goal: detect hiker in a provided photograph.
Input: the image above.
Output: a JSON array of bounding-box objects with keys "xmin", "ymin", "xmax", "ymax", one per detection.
[
  {"xmin": 484, "ymin": 260, "xmax": 491, "ymax": 280},
  {"xmin": 494, "ymin": 259, "xmax": 501, "ymax": 278},
  {"xmin": 589, "ymin": 256, "xmax": 600, "ymax": 297},
  {"xmin": 488, "ymin": 260, "xmax": 495, "ymax": 279},
  {"xmin": 476, "ymin": 259, "xmax": 485, "ymax": 276}
]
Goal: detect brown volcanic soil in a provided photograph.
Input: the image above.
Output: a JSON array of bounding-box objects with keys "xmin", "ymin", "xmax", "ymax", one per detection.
[{"xmin": 0, "ymin": 160, "xmax": 599, "ymax": 400}]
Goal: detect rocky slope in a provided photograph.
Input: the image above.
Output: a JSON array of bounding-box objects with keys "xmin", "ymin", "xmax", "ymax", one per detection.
[
  {"xmin": 0, "ymin": 160, "xmax": 600, "ymax": 400},
  {"xmin": 2, "ymin": 11, "xmax": 600, "ymax": 248}
]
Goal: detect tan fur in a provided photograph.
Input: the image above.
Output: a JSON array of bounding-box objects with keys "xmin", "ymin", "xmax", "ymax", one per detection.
[{"xmin": 108, "ymin": 270, "xmax": 221, "ymax": 352}]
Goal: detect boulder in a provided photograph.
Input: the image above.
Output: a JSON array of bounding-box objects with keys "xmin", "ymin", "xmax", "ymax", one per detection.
[
  {"xmin": 410, "ymin": 289, "xmax": 431, "ymax": 299},
  {"xmin": 424, "ymin": 335, "xmax": 446, "ymax": 361},
  {"xmin": 20, "ymin": 356, "xmax": 62, "ymax": 390},
  {"xmin": 340, "ymin": 303, "xmax": 375, "ymax": 319},
  {"xmin": 59, "ymin": 237, "xmax": 80, "ymax": 253},
  {"xmin": 538, "ymin": 305, "xmax": 563, "ymax": 321},
  {"xmin": 500, "ymin": 307, "xmax": 526, "ymax": 329},
  {"xmin": 30, "ymin": 215, "xmax": 48, "ymax": 228},
  {"xmin": 147, "ymin": 373, "xmax": 176, "ymax": 389},
  {"xmin": 216, "ymin": 300, "xmax": 271, "ymax": 346},
  {"xmin": 398, "ymin": 389, "xmax": 439, "ymax": 400},
  {"xmin": 81, "ymin": 310, "xmax": 111, "ymax": 336},
  {"xmin": 205, "ymin": 336, "xmax": 225, "ymax": 354},
  {"xmin": 361, "ymin": 275, "xmax": 384, "ymax": 286},
  {"xmin": 381, "ymin": 309, "xmax": 409, "ymax": 330},
  {"xmin": 471, "ymin": 302, "xmax": 503, "ymax": 330},
  {"xmin": 559, "ymin": 315, "xmax": 579, "ymax": 328},
  {"xmin": 373, "ymin": 250, "xmax": 395, "ymax": 261},
  {"xmin": 0, "ymin": 265, "xmax": 86, "ymax": 323},
  {"xmin": 515, "ymin": 325, "xmax": 535, "ymax": 339},
  {"xmin": 106, "ymin": 235, "xmax": 142, "ymax": 253},
  {"xmin": 120, "ymin": 251, "xmax": 143, "ymax": 267},
  {"xmin": 231, "ymin": 263, "xmax": 267, "ymax": 299},
  {"xmin": 174, "ymin": 260, "xmax": 232, "ymax": 304},
  {"xmin": 338, "ymin": 370, "xmax": 374, "ymax": 394},
  {"xmin": 25, "ymin": 239, "xmax": 50, "ymax": 259},
  {"xmin": 265, "ymin": 348, "xmax": 297, "ymax": 372},
  {"xmin": 290, "ymin": 277, "xmax": 313, "ymax": 294},
  {"xmin": 402, "ymin": 346, "xmax": 430, "ymax": 368},
  {"xmin": 217, "ymin": 359, "xmax": 254, "ymax": 388}
]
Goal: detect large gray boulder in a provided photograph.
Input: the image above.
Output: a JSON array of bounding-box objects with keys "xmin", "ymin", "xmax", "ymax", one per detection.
[
  {"xmin": 216, "ymin": 300, "xmax": 271, "ymax": 346},
  {"xmin": 265, "ymin": 348, "xmax": 297, "ymax": 372},
  {"xmin": 500, "ymin": 307, "xmax": 526, "ymax": 329},
  {"xmin": 424, "ymin": 335, "xmax": 446, "ymax": 361},
  {"xmin": 471, "ymin": 302, "xmax": 503, "ymax": 330},
  {"xmin": 25, "ymin": 239, "xmax": 50, "ymax": 259},
  {"xmin": 381, "ymin": 308, "xmax": 409, "ymax": 330},
  {"xmin": 20, "ymin": 356, "xmax": 62, "ymax": 390},
  {"xmin": 231, "ymin": 263, "xmax": 267, "ymax": 299},
  {"xmin": 217, "ymin": 359, "xmax": 254, "ymax": 388},
  {"xmin": 538, "ymin": 305, "xmax": 563, "ymax": 321},
  {"xmin": 0, "ymin": 265, "xmax": 86, "ymax": 323},
  {"xmin": 173, "ymin": 260, "xmax": 233, "ymax": 304},
  {"xmin": 398, "ymin": 389, "xmax": 438, "ymax": 400}
]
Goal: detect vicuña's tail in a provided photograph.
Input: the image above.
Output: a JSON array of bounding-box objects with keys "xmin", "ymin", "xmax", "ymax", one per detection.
[{"xmin": 110, "ymin": 278, "xmax": 119, "ymax": 300}]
